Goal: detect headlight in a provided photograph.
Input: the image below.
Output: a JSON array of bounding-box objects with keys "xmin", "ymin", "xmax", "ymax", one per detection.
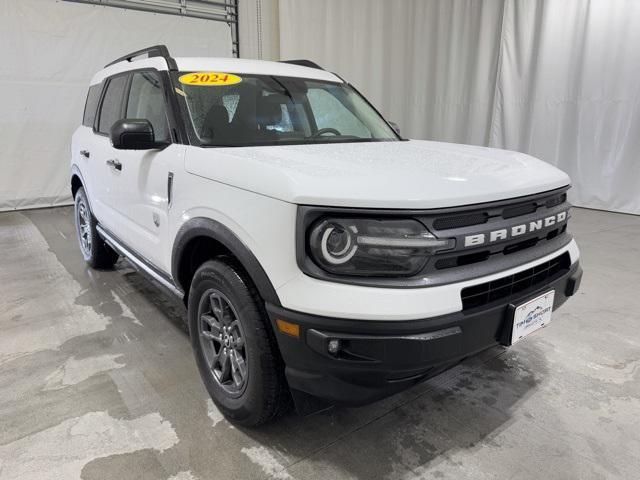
[{"xmin": 308, "ymin": 217, "xmax": 454, "ymax": 276}]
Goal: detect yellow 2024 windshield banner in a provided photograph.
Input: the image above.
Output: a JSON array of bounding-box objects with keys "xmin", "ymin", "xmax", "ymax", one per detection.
[{"xmin": 178, "ymin": 72, "xmax": 242, "ymax": 86}]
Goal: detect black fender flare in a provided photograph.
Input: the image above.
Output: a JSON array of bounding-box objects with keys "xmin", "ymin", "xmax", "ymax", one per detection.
[
  {"xmin": 70, "ymin": 164, "xmax": 92, "ymax": 209},
  {"xmin": 171, "ymin": 217, "xmax": 281, "ymax": 307}
]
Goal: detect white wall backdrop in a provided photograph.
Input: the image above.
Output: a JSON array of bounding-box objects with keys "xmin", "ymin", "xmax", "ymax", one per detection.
[
  {"xmin": 0, "ymin": 0, "xmax": 232, "ymax": 211},
  {"xmin": 279, "ymin": 0, "xmax": 640, "ymax": 215}
]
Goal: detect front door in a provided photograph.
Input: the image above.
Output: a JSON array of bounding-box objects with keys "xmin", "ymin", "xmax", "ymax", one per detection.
[{"xmin": 112, "ymin": 70, "xmax": 182, "ymax": 271}]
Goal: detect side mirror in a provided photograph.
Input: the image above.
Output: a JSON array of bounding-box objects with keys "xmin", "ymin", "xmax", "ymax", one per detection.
[
  {"xmin": 388, "ymin": 121, "xmax": 401, "ymax": 137},
  {"xmin": 110, "ymin": 119, "xmax": 162, "ymax": 150}
]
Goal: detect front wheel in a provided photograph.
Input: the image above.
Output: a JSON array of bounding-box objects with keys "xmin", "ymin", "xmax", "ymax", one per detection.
[
  {"xmin": 74, "ymin": 187, "xmax": 119, "ymax": 269},
  {"xmin": 188, "ymin": 258, "xmax": 288, "ymax": 426}
]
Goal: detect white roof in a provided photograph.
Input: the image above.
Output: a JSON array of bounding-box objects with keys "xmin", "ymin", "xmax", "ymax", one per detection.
[{"xmin": 90, "ymin": 56, "xmax": 341, "ymax": 85}]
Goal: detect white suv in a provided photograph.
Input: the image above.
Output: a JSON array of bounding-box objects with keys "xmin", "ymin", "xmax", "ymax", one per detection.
[{"xmin": 71, "ymin": 45, "xmax": 582, "ymax": 426}]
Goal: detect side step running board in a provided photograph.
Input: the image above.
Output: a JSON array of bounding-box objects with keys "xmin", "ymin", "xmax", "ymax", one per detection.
[{"xmin": 96, "ymin": 225, "xmax": 183, "ymax": 298}]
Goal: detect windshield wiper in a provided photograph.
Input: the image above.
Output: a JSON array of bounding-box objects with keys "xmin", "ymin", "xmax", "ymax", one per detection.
[{"xmin": 303, "ymin": 137, "xmax": 378, "ymax": 144}]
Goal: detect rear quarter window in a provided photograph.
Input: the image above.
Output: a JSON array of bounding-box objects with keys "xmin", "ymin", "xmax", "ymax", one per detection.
[{"xmin": 83, "ymin": 84, "xmax": 102, "ymax": 128}]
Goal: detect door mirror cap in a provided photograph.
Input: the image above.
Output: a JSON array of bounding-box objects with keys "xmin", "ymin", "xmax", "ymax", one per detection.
[
  {"xmin": 110, "ymin": 119, "xmax": 164, "ymax": 150},
  {"xmin": 388, "ymin": 121, "xmax": 401, "ymax": 137}
]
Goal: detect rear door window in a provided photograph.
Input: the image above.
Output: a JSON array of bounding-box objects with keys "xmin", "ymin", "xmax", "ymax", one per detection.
[{"xmin": 97, "ymin": 75, "xmax": 128, "ymax": 135}]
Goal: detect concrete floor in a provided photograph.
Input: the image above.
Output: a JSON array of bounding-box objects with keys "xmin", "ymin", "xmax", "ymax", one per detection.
[{"xmin": 0, "ymin": 206, "xmax": 639, "ymax": 480}]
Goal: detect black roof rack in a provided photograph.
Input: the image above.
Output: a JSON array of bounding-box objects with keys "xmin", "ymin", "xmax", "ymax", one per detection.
[
  {"xmin": 280, "ymin": 59, "xmax": 324, "ymax": 70},
  {"xmin": 105, "ymin": 45, "xmax": 178, "ymax": 71}
]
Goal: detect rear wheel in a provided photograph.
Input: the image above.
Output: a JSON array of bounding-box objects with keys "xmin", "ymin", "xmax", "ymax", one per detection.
[
  {"xmin": 74, "ymin": 187, "xmax": 118, "ymax": 269},
  {"xmin": 188, "ymin": 258, "xmax": 287, "ymax": 426}
]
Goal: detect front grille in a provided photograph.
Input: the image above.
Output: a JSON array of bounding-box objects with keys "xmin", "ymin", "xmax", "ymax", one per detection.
[
  {"xmin": 434, "ymin": 225, "xmax": 566, "ymax": 271},
  {"xmin": 430, "ymin": 191, "xmax": 567, "ymax": 232},
  {"xmin": 423, "ymin": 187, "xmax": 571, "ymax": 274},
  {"xmin": 460, "ymin": 252, "xmax": 571, "ymax": 310}
]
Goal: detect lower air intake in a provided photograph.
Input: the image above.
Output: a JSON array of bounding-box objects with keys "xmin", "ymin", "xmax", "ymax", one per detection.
[{"xmin": 460, "ymin": 252, "xmax": 571, "ymax": 310}]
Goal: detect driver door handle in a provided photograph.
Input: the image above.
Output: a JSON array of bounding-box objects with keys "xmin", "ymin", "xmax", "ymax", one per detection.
[
  {"xmin": 80, "ymin": 150, "xmax": 90, "ymax": 158},
  {"xmin": 106, "ymin": 158, "xmax": 122, "ymax": 171}
]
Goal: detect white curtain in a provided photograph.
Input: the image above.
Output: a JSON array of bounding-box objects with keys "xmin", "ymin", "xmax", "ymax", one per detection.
[
  {"xmin": 279, "ymin": 0, "xmax": 640, "ymax": 215},
  {"xmin": 280, "ymin": 0, "xmax": 505, "ymax": 145},
  {"xmin": 0, "ymin": 0, "xmax": 232, "ymax": 211},
  {"xmin": 491, "ymin": 0, "xmax": 640, "ymax": 215}
]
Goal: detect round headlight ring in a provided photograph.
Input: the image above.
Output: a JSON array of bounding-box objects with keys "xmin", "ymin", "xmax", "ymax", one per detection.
[{"xmin": 320, "ymin": 224, "xmax": 358, "ymax": 265}]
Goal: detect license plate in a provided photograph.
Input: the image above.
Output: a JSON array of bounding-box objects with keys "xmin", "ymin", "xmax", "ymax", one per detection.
[{"xmin": 510, "ymin": 290, "xmax": 555, "ymax": 344}]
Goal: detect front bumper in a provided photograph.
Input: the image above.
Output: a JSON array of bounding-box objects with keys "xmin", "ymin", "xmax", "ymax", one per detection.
[{"xmin": 267, "ymin": 260, "xmax": 582, "ymax": 407}]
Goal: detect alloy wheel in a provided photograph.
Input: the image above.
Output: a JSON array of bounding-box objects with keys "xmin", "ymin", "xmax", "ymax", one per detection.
[
  {"xmin": 77, "ymin": 200, "xmax": 91, "ymax": 255},
  {"xmin": 198, "ymin": 289, "xmax": 249, "ymax": 396}
]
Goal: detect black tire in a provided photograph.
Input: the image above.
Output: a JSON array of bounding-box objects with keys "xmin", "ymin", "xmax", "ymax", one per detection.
[
  {"xmin": 74, "ymin": 186, "xmax": 119, "ymax": 269},
  {"xmin": 188, "ymin": 257, "xmax": 287, "ymax": 426}
]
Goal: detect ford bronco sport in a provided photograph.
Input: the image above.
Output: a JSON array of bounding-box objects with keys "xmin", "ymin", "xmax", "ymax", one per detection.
[{"xmin": 71, "ymin": 45, "xmax": 582, "ymax": 426}]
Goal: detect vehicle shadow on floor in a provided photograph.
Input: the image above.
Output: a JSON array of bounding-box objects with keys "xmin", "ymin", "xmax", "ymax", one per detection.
[{"xmin": 243, "ymin": 346, "xmax": 544, "ymax": 478}]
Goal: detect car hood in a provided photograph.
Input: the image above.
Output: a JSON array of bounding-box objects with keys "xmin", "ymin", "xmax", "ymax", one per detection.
[{"xmin": 185, "ymin": 139, "xmax": 570, "ymax": 208}]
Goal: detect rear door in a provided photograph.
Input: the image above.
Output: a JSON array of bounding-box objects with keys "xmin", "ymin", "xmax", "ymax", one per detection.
[
  {"xmin": 89, "ymin": 73, "xmax": 129, "ymax": 231},
  {"xmin": 71, "ymin": 82, "xmax": 103, "ymax": 207}
]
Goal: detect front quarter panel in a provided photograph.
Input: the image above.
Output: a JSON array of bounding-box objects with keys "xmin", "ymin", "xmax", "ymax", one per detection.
[{"xmin": 168, "ymin": 159, "xmax": 300, "ymax": 295}]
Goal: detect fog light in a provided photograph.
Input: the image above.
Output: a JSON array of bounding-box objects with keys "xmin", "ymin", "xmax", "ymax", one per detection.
[{"xmin": 327, "ymin": 338, "xmax": 341, "ymax": 355}]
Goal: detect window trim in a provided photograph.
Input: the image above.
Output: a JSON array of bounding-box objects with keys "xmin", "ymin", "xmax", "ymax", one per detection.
[{"xmin": 91, "ymin": 68, "xmax": 187, "ymax": 145}]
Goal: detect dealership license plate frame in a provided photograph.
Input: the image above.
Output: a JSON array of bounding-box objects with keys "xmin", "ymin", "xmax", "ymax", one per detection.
[{"xmin": 505, "ymin": 290, "xmax": 555, "ymax": 345}]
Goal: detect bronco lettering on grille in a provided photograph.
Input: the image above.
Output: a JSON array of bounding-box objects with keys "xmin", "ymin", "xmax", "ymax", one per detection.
[{"xmin": 464, "ymin": 211, "xmax": 567, "ymax": 248}]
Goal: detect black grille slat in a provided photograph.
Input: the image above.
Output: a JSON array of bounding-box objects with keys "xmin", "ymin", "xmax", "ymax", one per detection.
[
  {"xmin": 460, "ymin": 252, "xmax": 571, "ymax": 310},
  {"xmin": 435, "ymin": 251, "xmax": 490, "ymax": 270},
  {"xmin": 545, "ymin": 193, "xmax": 567, "ymax": 208},
  {"xmin": 503, "ymin": 237, "xmax": 539, "ymax": 255},
  {"xmin": 433, "ymin": 213, "xmax": 488, "ymax": 230},
  {"xmin": 503, "ymin": 202, "xmax": 537, "ymax": 219}
]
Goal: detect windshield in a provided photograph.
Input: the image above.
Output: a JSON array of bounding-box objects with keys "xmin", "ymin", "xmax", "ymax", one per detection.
[{"xmin": 173, "ymin": 72, "xmax": 399, "ymax": 147}]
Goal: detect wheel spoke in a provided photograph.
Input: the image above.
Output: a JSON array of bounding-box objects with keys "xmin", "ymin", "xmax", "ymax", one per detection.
[
  {"xmin": 200, "ymin": 330, "xmax": 221, "ymax": 342},
  {"xmin": 218, "ymin": 349, "xmax": 231, "ymax": 382},
  {"xmin": 209, "ymin": 294, "xmax": 225, "ymax": 320},
  {"xmin": 208, "ymin": 348, "xmax": 220, "ymax": 370},
  {"xmin": 229, "ymin": 320, "xmax": 244, "ymax": 348},
  {"xmin": 201, "ymin": 314, "xmax": 222, "ymax": 337},
  {"xmin": 230, "ymin": 358, "xmax": 242, "ymax": 386},
  {"xmin": 230, "ymin": 350, "xmax": 247, "ymax": 386}
]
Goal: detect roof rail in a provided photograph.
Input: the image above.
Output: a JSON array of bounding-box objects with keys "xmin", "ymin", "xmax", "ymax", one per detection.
[
  {"xmin": 105, "ymin": 45, "xmax": 178, "ymax": 71},
  {"xmin": 280, "ymin": 59, "xmax": 324, "ymax": 70}
]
